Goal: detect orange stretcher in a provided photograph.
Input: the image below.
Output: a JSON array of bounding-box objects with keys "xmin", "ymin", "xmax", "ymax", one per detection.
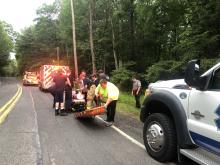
[{"xmin": 74, "ymin": 106, "xmax": 105, "ymax": 118}]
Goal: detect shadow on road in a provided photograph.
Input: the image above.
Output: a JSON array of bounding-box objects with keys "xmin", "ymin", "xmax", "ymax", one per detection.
[{"xmin": 75, "ymin": 116, "xmax": 107, "ymax": 131}]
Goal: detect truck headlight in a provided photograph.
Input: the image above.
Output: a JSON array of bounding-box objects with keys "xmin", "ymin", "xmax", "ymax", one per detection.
[{"xmin": 145, "ymin": 89, "xmax": 152, "ymax": 98}]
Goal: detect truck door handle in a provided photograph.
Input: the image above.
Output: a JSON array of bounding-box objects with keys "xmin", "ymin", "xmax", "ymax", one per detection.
[{"xmin": 191, "ymin": 110, "xmax": 205, "ymax": 119}]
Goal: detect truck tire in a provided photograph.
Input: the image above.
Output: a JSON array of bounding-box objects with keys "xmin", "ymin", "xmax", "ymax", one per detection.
[{"xmin": 143, "ymin": 113, "xmax": 177, "ymax": 162}]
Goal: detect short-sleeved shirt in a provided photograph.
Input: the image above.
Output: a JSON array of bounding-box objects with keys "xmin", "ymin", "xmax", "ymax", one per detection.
[
  {"xmin": 93, "ymin": 79, "xmax": 99, "ymax": 87},
  {"xmin": 78, "ymin": 78, "xmax": 91, "ymax": 93},
  {"xmin": 95, "ymin": 82, "xmax": 119, "ymax": 102},
  {"xmin": 53, "ymin": 74, "xmax": 67, "ymax": 91},
  {"xmin": 132, "ymin": 79, "xmax": 141, "ymax": 91}
]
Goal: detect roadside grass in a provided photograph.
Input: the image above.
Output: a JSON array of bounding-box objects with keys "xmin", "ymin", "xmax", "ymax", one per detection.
[{"xmin": 117, "ymin": 92, "xmax": 144, "ymax": 119}]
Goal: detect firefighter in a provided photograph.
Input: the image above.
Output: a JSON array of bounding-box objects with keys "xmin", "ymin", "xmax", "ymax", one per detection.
[
  {"xmin": 95, "ymin": 79, "xmax": 119, "ymax": 126},
  {"xmin": 65, "ymin": 71, "xmax": 74, "ymax": 113},
  {"xmin": 91, "ymin": 73, "xmax": 99, "ymax": 106},
  {"xmin": 53, "ymin": 69, "xmax": 71, "ymax": 116},
  {"xmin": 48, "ymin": 83, "xmax": 56, "ymax": 108},
  {"xmin": 86, "ymin": 74, "xmax": 99, "ymax": 109},
  {"xmin": 48, "ymin": 70, "xmax": 57, "ymax": 108},
  {"xmin": 78, "ymin": 71, "xmax": 91, "ymax": 101}
]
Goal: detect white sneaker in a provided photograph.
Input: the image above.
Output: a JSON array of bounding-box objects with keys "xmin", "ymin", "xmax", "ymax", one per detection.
[{"xmin": 105, "ymin": 121, "xmax": 113, "ymax": 127}]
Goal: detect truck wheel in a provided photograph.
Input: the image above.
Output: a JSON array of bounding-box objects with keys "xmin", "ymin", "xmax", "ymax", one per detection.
[{"xmin": 143, "ymin": 113, "xmax": 177, "ymax": 162}]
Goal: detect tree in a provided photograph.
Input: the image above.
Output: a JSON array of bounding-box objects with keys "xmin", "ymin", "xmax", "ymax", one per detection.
[
  {"xmin": 89, "ymin": 0, "xmax": 96, "ymax": 73},
  {"xmin": 14, "ymin": 0, "xmax": 220, "ymax": 85},
  {"xmin": 0, "ymin": 21, "xmax": 13, "ymax": 75},
  {"xmin": 174, "ymin": 0, "xmax": 220, "ymax": 60},
  {"xmin": 34, "ymin": 2, "xmax": 60, "ymax": 57},
  {"xmin": 16, "ymin": 1, "xmax": 63, "ymax": 74}
]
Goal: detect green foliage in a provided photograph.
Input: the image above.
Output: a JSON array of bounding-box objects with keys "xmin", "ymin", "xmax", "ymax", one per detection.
[
  {"xmin": 1, "ymin": 21, "xmax": 18, "ymax": 49},
  {"xmin": 175, "ymin": 0, "xmax": 220, "ymax": 60},
  {"xmin": 146, "ymin": 60, "xmax": 185, "ymax": 82},
  {"xmin": 0, "ymin": 21, "xmax": 14, "ymax": 75},
  {"xmin": 59, "ymin": 0, "xmax": 72, "ymax": 47},
  {"xmin": 200, "ymin": 59, "xmax": 220, "ymax": 73},
  {"xmin": 117, "ymin": 91, "xmax": 145, "ymax": 118},
  {"xmin": 13, "ymin": 0, "xmax": 220, "ymax": 80},
  {"xmin": 16, "ymin": 2, "xmax": 64, "ymax": 75},
  {"xmin": 110, "ymin": 68, "xmax": 135, "ymax": 91},
  {"xmin": 2, "ymin": 60, "xmax": 18, "ymax": 76},
  {"xmin": 146, "ymin": 58, "xmax": 220, "ymax": 83}
]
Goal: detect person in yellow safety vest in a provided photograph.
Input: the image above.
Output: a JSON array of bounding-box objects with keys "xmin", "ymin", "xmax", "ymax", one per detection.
[{"xmin": 95, "ymin": 79, "xmax": 119, "ymax": 126}]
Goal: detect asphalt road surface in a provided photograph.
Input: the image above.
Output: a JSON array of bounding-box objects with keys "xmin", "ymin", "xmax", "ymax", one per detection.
[{"xmin": 0, "ymin": 77, "xmax": 174, "ymax": 165}]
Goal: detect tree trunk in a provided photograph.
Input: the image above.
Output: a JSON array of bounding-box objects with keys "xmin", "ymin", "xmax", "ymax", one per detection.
[
  {"xmin": 118, "ymin": 18, "xmax": 124, "ymax": 68},
  {"xmin": 129, "ymin": 0, "xmax": 135, "ymax": 59},
  {"xmin": 66, "ymin": 43, "xmax": 69, "ymax": 66},
  {"xmin": 110, "ymin": 16, "xmax": 118, "ymax": 70},
  {"xmin": 89, "ymin": 1, "xmax": 96, "ymax": 74},
  {"xmin": 119, "ymin": 59, "xmax": 123, "ymax": 68}
]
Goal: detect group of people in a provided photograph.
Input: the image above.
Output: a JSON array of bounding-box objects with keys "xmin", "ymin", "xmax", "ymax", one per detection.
[
  {"xmin": 50, "ymin": 68, "xmax": 142, "ymax": 127},
  {"xmin": 51, "ymin": 69, "xmax": 119, "ymax": 126}
]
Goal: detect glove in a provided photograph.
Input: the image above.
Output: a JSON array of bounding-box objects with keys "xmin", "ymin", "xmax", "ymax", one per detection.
[{"xmin": 103, "ymin": 104, "xmax": 108, "ymax": 113}]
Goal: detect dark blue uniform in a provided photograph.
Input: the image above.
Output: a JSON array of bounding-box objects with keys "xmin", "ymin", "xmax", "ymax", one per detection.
[{"xmin": 53, "ymin": 74, "xmax": 67, "ymax": 103}]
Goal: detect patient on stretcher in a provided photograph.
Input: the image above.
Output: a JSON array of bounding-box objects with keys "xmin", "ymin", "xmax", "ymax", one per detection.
[{"xmin": 86, "ymin": 84, "xmax": 96, "ymax": 109}]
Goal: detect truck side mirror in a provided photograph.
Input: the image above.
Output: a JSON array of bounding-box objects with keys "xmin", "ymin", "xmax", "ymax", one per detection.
[{"xmin": 184, "ymin": 59, "xmax": 201, "ymax": 89}]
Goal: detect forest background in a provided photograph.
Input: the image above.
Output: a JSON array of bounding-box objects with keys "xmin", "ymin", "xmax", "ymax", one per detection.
[{"xmin": 0, "ymin": 0, "xmax": 220, "ymax": 91}]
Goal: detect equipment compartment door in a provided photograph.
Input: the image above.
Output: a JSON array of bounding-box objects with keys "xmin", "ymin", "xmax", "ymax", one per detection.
[{"xmin": 188, "ymin": 69, "xmax": 220, "ymax": 155}]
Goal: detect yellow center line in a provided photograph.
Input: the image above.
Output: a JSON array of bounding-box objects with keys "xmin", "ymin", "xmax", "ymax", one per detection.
[
  {"xmin": 0, "ymin": 85, "xmax": 23, "ymax": 124},
  {"xmin": 0, "ymin": 85, "xmax": 21, "ymax": 113}
]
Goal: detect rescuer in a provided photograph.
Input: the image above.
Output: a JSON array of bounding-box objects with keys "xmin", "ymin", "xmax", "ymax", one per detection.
[
  {"xmin": 65, "ymin": 71, "xmax": 74, "ymax": 113},
  {"xmin": 53, "ymin": 69, "xmax": 71, "ymax": 116},
  {"xmin": 95, "ymin": 79, "xmax": 119, "ymax": 126},
  {"xmin": 78, "ymin": 71, "xmax": 91, "ymax": 101}
]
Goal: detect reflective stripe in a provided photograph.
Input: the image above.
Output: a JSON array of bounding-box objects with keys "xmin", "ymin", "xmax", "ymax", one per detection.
[
  {"xmin": 41, "ymin": 65, "xmax": 70, "ymax": 89},
  {"xmin": 43, "ymin": 66, "xmax": 53, "ymax": 89},
  {"xmin": 190, "ymin": 131, "xmax": 220, "ymax": 156}
]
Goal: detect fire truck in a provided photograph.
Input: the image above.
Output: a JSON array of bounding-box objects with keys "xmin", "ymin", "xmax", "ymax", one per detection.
[
  {"xmin": 38, "ymin": 65, "xmax": 70, "ymax": 91},
  {"xmin": 23, "ymin": 71, "xmax": 39, "ymax": 86}
]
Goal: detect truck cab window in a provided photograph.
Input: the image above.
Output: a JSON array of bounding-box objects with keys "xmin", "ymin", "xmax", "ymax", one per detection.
[{"xmin": 210, "ymin": 69, "xmax": 220, "ymax": 90}]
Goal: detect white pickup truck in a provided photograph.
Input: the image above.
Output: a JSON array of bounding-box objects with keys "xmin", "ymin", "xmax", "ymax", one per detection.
[{"xmin": 140, "ymin": 60, "xmax": 220, "ymax": 164}]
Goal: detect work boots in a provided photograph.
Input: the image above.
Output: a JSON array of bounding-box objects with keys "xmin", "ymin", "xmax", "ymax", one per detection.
[
  {"xmin": 54, "ymin": 109, "xmax": 68, "ymax": 116},
  {"xmin": 55, "ymin": 109, "xmax": 59, "ymax": 116},
  {"xmin": 59, "ymin": 109, "xmax": 68, "ymax": 116}
]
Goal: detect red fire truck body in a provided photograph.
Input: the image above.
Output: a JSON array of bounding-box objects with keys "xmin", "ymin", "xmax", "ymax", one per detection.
[{"xmin": 38, "ymin": 65, "xmax": 70, "ymax": 91}]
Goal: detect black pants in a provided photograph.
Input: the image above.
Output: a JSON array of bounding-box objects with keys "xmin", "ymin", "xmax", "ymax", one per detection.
[
  {"xmin": 65, "ymin": 86, "xmax": 72, "ymax": 110},
  {"xmin": 55, "ymin": 90, "xmax": 64, "ymax": 103},
  {"xmin": 82, "ymin": 92, "xmax": 87, "ymax": 102},
  {"xmin": 135, "ymin": 94, "xmax": 141, "ymax": 108},
  {"xmin": 48, "ymin": 85, "xmax": 56, "ymax": 105},
  {"xmin": 106, "ymin": 100, "xmax": 117, "ymax": 122}
]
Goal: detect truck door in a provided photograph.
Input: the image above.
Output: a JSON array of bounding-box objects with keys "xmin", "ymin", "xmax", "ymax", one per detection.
[{"xmin": 188, "ymin": 68, "xmax": 220, "ymax": 155}]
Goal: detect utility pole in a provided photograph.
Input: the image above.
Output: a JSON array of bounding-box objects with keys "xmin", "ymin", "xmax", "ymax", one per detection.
[
  {"xmin": 57, "ymin": 47, "xmax": 60, "ymax": 65},
  {"xmin": 71, "ymin": 0, "xmax": 78, "ymax": 79}
]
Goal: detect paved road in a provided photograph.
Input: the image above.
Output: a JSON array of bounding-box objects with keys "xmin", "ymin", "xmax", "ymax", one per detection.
[
  {"xmin": 0, "ymin": 78, "xmax": 171, "ymax": 165},
  {"xmin": 0, "ymin": 77, "xmax": 18, "ymax": 108}
]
